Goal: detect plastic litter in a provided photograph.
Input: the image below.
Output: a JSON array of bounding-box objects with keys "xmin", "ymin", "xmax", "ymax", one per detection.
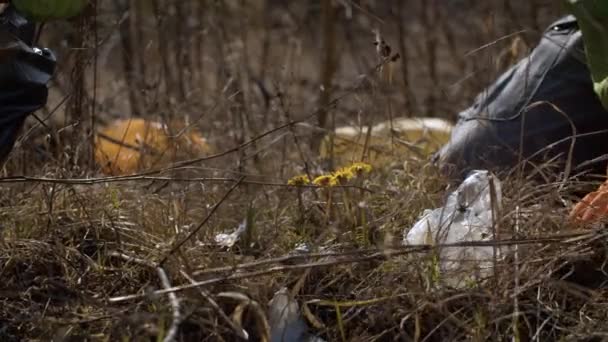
[
  {"xmin": 404, "ymin": 170, "xmax": 504, "ymax": 287},
  {"xmin": 434, "ymin": 15, "xmax": 608, "ymax": 180},
  {"xmin": 269, "ymin": 288, "xmax": 325, "ymax": 342},
  {"xmin": 214, "ymin": 220, "xmax": 247, "ymax": 248}
]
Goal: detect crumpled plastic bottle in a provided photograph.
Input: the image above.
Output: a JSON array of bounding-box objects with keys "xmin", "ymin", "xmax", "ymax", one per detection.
[{"xmin": 404, "ymin": 170, "xmax": 504, "ymax": 287}]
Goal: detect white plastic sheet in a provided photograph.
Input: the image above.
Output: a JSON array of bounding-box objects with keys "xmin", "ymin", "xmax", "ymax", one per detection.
[
  {"xmin": 269, "ymin": 288, "xmax": 325, "ymax": 342},
  {"xmin": 404, "ymin": 170, "xmax": 503, "ymax": 286},
  {"xmin": 214, "ymin": 220, "xmax": 247, "ymax": 248}
]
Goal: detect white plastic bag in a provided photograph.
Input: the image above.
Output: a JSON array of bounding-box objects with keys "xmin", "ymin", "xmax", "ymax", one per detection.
[
  {"xmin": 404, "ymin": 170, "xmax": 503, "ymax": 286},
  {"xmin": 214, "ymin": 220, "xmax": 247, "ymax": 248},
  {"xmin": 269, "ymin": 288, "xmax": 326, "ymax": 342}
]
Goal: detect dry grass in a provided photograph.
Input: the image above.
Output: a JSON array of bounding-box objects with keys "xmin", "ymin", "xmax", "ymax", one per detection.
[
  {"xmin": 2, "ymin": 161, "xmax": 608, "ymax": 341},
  {"xmin": 2, "ymin": 1, "xmax": 608, "ymax": 341}
]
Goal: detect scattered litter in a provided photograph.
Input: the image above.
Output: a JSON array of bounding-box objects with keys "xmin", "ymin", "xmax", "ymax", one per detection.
[
  {"xmin": 293, "ymin": 243, "xmax": 311, "ymax": 254},
  {"xmin": 291, "ymin": 242, "xmax": 341, "ymax": 255},
  {"xmin": 214, "ymin": 220, "xmax": 247, "ymax": 248},
  {"xmin": 404, "ymin": 170, "xmax": 505, "ymax": 287},
  {"xmin": 269, "ymin": 288, "xmax": 326, "ymax": 342}
]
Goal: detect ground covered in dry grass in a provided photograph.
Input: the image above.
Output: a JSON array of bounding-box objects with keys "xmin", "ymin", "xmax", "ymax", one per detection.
[
  {"xmin": 1, "ymin": 158, "xmax": 608, "ymax": 341},
  {"xmin": 2, "ymin": 1, "xmax": 607, "ymax": 341}
]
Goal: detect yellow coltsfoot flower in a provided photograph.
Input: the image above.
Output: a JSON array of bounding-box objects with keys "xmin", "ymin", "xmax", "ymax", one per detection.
[
  {"xmin": 348, "ymin": 162, "xmax": 373, "ymax": 176},
  {"xmin": 312, "ymin": 175, "xmax": 338, "ymax": 187},
  {"xmin": 332, "ymin": 167, "xmax": 355, "ymax": 184},
  {"xmin": 287, "ymin": 174, "xmax": 311, "ymax": 186}
]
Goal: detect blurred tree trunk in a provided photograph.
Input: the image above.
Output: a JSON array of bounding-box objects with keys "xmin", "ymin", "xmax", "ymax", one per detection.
[
  {"xmin": 114, "ymin": 0, "xmax": 146, "ymax": 117},
  {"xmin": 67, "ymin": 2, "xmax": 95, "ymax": 170},
  {"xmin": 395, "ymin": 1, "xmax": 417, "ymax": 117},
  {"xmin": 313, "ymin": 0, "xmax": 338, "ymax": 162},
  {"xmin": 191, "ymin": 0, "xmax": 206, "ymax": 95},
  {"xmin": 153, "ymin": 0, "xmax": 181, "ymax": 109},
  {"xmin": 421, "ymin": 0, "xmax": 438, "ymax": 117},
  {"xmin": 174, "ymin": 0, "xmax": 188, "ymax": 103}
]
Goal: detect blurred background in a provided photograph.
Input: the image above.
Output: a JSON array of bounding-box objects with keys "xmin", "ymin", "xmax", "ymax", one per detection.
[{"xmin": 4, "ymin": 0, "xmax": 564, "ymax": 177}]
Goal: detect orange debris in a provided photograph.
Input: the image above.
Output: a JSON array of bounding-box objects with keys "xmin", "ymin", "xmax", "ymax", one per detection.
[
  {"xmin": 570, "ymin": 180, "xmax": 608, "ymax": 223},
  {"xmin": 94, "ymin": 118, "xmax": 212, "ymax": 175}
]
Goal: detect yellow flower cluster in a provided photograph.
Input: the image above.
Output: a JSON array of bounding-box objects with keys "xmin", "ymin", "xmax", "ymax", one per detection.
[
  {"xmin": 287, "ymin": 174, "xmax": 311, "ymax": 186},
  {"xmin": 349, "ymin": 162, "xmax": 373, "ymax": 175},
  {"xmin": 332, "ymin": 167, "xmax": 354, "ymax": 184},
  {"xmin": 312, "ymin": 175, "xmax": 338, "ymax": 187},
  {"xmin": 288, "ymin": 162, "xmax": 373, "ymax": 188}
]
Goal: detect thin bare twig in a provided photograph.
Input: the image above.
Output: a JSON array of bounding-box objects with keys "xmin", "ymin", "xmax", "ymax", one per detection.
[
  {"xmin": 0, "ymin": 175, "xmax": 373, "ymax": 192},
  {"xmin": 157, "ymin": 267, "xmax": 182, "ymax": 342}
]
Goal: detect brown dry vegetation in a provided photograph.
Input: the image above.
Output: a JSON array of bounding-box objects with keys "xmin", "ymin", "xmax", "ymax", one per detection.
[{"xmin": 2, "ymin": 1, "xmax": 608, "ymax": 341}]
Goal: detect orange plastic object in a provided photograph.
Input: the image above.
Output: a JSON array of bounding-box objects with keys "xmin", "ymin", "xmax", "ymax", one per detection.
[
  {"xmin": 569, "ymin": 181, "xmax": 608, "ymax": 223},
  {"xmin": 94, "ymin": 118, "xmax": 212, "ymax": 175}
]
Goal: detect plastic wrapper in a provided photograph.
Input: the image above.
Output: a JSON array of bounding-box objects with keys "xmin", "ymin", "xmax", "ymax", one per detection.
[{"xmin": 404, "ymin": 170, "xmax": 504, "ymax": 287}]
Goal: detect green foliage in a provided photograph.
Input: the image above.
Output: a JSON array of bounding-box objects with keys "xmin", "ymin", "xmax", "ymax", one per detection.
[
  {"xmin": 566, "ymin": 0, "xmax": 608, "ymax": 109},
  {"xmin": 13, "ymin": 0, "xmax": 87, "ymax": 21},
  {"xmin": 109, "ymin": 187, "xmax": 121, "ymax": 210}
]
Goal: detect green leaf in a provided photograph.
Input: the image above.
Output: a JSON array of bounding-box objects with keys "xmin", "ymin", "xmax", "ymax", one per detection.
[
  {"xmin": 566, "ymin": 0, "xmax": 608, "ymax": 109},
  {"xmin": 12, "ymin": 0, "xmax": 88, "ymax": 21}
]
